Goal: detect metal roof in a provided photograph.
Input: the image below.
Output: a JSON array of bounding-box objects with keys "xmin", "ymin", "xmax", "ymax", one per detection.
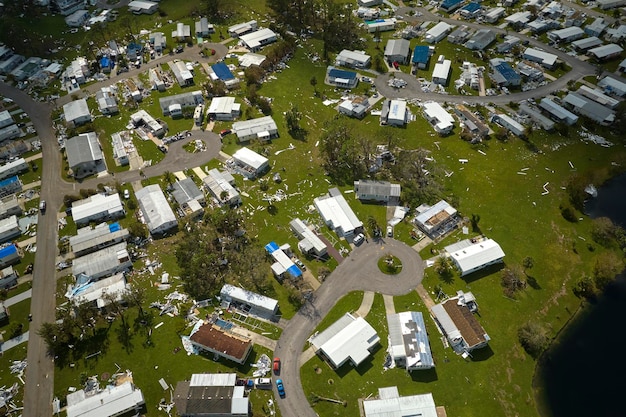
[
  {"xmin": 172, "ymin": 177, "xmax": 203, "ymax": 205},
  {"xmin": 212, "ymin": 62, "xmax": 235, "ymax": 80},
  {"xmin": 363, "ymin": 389, "xmax": 437, "ymax": 417},
  {"xmin": 71, "ymin": 193, "xmax": 124, "ymax": 225},
  {"xmin": 66, "ymin": 381, "xmax": 145, "ymax": 417},
  {"xmin": 220, "ymin": 284, "xmax": 278, "ymax": 312},
  {"xmin": 314, "ymin": 190, "xmax": 362, "ymax": 236},
  {"xmin": 65, "ymin": 132, "xmax": 103, "ymax": 168},
  {"xmin": 412, "ymin": 46, "xmax": 429, "ymax": 64},
  {"xmin": 63, "ymin": 99, "xmax": 90, "ymax": 123},
  {"xmin": 494, "ymin": 62, "xmax": 521, "ymax": 82},
  {"xmin": 445, "ymin": 238, "xmax": 505, "ymax": 275},
  {"xmin": 387, "ymin": 311, "xmax": 434, "ymax": 370},
  {"xmin": 309, "ymin": 313, "xmax": 380, "ymax": 368},
  {"xmin": 240, "ymin": 28, "xmax": 276, "ymax": 49},
  {"xmin": 232, "ymin": 116, "xmax": 277, "ymax": 139},
  {"xmin": 384, "ymin": 39, "xmax": 409, "ymax": 58},
  {"xmin": 328, "ymin": 67, "xmax": 357, "ymax": 80},
  {"xmin": 71, "ymin": 242, "xmax": 129, "ymax": 278},
  {"xmin": 290, "ymin": 218, "xmax": 327, "ymax": 255},
  {"xmin": 136, "ymin": 184, "xmax": 177, "ymax": 234}
]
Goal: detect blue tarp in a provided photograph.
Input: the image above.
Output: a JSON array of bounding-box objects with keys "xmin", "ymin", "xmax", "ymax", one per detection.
[
  {"xmin": 495, "ymin": 62, "xmax": 521, "ymax": 82},
  {"xmin": 412, "ymin": 46, "xmax": 430, "ymax": 64},
  {"xmin": 0, "ymin": 176, "xmax": 18, "ymax": 188},
  {"xmin": 109, "ymin": 222, "xmax": 121, "ymax": 232},
  {"xmin": 328, "ymin": 68, "xmax": 357, "ymax": 80},
  {"xmin": 440, "ymin": 0, "xmax": 463, "ymax": 10},
  {"xmin": 265, "ymin": 241, "xmax": 279, "ymax": 254},
  {"xmin": 461, "ymin": 2, "xmax": 481, "ymax": 13},
  {"xmin": 100, "ymin": 57, "xmax": 110, "ymax": 69},
  {"xmin": 0, "ymin": 244, "xmax": 17, "ymax": 259},
  {"xmin": 287, "ymin": 265, "xmax": 302, "ymax": 278},
  {"xmin": 212, "ymin": 62, "xmax": 235, "ymax": 80}
]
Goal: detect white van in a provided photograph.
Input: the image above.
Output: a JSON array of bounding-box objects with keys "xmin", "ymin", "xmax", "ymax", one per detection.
[{"xmin": 255, "ymin": 378, "xmax": 272, "ymax": 389}]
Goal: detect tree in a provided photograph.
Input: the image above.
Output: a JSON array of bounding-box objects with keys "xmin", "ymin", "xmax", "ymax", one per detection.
[
  {"xmin": 522, "ymin": 257, "xmax": 534, "ymax": 274},
  {"xmin": 128, "ymin": 220, "xmax": 148, "ymax": 239},
  {"xmin": 573, "ymin": 276, "xmax": 596, "ymax": 299},
  {"xmin": 285, "ymin": 104, "xmax": 302, "ymax": 133},
  {"xmin": 501, "ymin": 266, "xmax": 526, "ymax": 297},
  {"xmin": 163, "ymin": 171, "xmax": 174, "ymax": 187},
  {"xmin": 591, "ymin": 217, "xmax": 618, "ymax": 247},
  {"xmin": 518, "ymin": 321, "xmax": 550, "ymax": 359},
  {"xmin": 366, "ymin": 216, "xmax": 381, "ymax": 238},
  {"xmin": 593, "ymin": 252, "xmax": 624, "ymax": 290},
  {"xmin": 310, "ymin": 76, "xmax": 318, "ymax": 95},
  {"xmin": 123, "ymin": 284, "xmax": 147, "ymax": 321},
  {"xmin": 434, "ymin": 256, "xmax": 455, "ymax": 283}
]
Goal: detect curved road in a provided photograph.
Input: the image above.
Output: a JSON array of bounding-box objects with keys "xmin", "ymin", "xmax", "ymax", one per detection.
[
  {"xmin": 274, "ymin": 239, "xmax": 424, "ymax": 417},
  {"xmin": 0, "ymin": 8, "xmax": 612, "ymax": 415}
]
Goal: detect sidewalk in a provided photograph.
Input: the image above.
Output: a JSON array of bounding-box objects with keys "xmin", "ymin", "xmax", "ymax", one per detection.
[
  {"xmin": 355, "ymin": 291, "xmax": 375, "ymax": 318},
  {"xmin": 4, "ymin": 288, "xmax": 32, "ymax": 307},
  {"xmin": 1, "ymin": 330, "xmax": 29, "ymax": 352},
  {"xmin": 383, "ymin": 294, "xmax": 395, "ymax": 315},
  {"xmin": 416, "ymin": 284, "xmax": 436, "ymax": 311}
]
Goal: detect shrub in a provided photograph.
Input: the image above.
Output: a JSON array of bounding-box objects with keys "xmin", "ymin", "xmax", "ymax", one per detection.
[
  {"xmin": 559, "ymin": 204, "xmax": 578, "ymax": 223},
  {"xmin": 518, "ymin": 321, "xmax": 550, "ymax": 359}
]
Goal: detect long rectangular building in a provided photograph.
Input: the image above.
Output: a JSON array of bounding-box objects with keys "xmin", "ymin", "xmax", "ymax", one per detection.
[
  {"xmin": 387, "ymin": 311, "xmax": 434, "ymax": 371},
  {"xmin": 71, "ymin": 193, "xmax": 125, "ymax": 226},
  {"xmin": 314, "ymin": 188, "xmax": 362, "ymax": 238},
  {"xmin": 290, "ymin": 218, "xmax": 327, "ymax": 257},
  {"xmin": 71, "ymin": 242, "xmax": 132, "ymax": 280},
  {"xmin": 70, "ymin": 222, "xmax": 130, "ymax": 257}
]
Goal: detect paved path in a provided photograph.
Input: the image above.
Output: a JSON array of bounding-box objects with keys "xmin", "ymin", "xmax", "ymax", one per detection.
[
  {"xmin": 416, "ymin": 284, "xmax": 436, "ymax": 311},
  {"xmin": 355, "ymin": 291, "xmax": 375, "ymax": 318},
  {"xmin": 230, "ymin": 327, "xmax": 277, "ymax": 351},
  {"xmin": 274, "ymin": 239, "xmax": 423, "ymax": 417},
  {"xmin": 1, "ymin": 331, "xmax": 29, "ymax": 352},
  {"xmin": 383, "ymin": 294, "xmax": 396, "ymax": 316},
  {"xmin": 4, "ymin": 288, "xmax": 32, "ymax": 307}
]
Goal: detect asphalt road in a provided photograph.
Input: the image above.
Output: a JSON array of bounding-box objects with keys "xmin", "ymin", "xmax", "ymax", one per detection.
[{"xmin": 273, "ymin": 239, "xmax": 424, "ymax": 417}]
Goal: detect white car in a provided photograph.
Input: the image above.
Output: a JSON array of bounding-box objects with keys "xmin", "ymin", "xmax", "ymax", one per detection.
[
  {"xmin": 353, "ymin": 233, "xmax": 365, "ymax": 246},
  {"xmin": 123, "ymin": 189, "xmax": 130, "ymax": 199}
]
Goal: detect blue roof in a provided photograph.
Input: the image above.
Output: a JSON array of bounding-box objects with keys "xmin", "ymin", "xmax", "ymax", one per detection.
[
  {"xmin": 0, "ymin": 244, "xmax": 17, "ymax": 259},
  {"xmin": 127, "ymin": 42, "xmax": 142, "ymax": 52},
  {"xmin": 328, "ymin": 68, "xmax": 357, "ymax": 80},
  {"xmin": 412, "ymin": 46, "xmax": 430, "ymax": 64},
  {"xmin": 0, "ymin": 176, "xmax": 18, "ymax": 188},
  {"xmin": 461, "ymin": 2, "xmax": 481, "ymax": 12},
  {"xmin": 100, "ymin": 57, "xmax": 110, "ymax": 68},
  {"xmin": 441, "ymin": 0, "xmax": 463, "ymax": 9},
  {"xmin": 495, "ymin": 62, "xmax": 521, "ymax": 81},
  {"xmin": 212, "ymin": 62, "xmax": 235, "ymax": 80},
  {"xmin": 287, "ymin": 265, "xmax": 302, "ymax": 278},
  {"xmin": 265, "ymin": 241, "xmax": 279, "ymax": 254},
  {"xmin": 109, "ymin": 222, "xmax": 121, "ymax": 232}
]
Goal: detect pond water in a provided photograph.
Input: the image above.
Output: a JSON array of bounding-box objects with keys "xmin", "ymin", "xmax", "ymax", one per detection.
[{"xmin": 537, "ymin": 172, "xmax": 626, "ymax": 417}]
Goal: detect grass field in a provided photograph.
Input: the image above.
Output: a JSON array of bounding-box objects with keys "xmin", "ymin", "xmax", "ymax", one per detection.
[{"xmin": 1, "ymin": 0, "xmax": 626, "ymax": 416}]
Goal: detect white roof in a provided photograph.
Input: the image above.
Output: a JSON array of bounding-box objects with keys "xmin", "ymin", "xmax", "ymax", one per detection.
[
  {"xmin": 364, "ymin": 390, "xmax": 437, "ymax": 417},
  {"xmin": 599, "ymin": 75, "xmax": 626, "ymax": 94},
  {"xmin": 136, "ymin": 184, "xmax": 177, "ymax": 234},
  {"xmin": 336, "ymin": 49, "xmax": 370, "ymax": 65},
  {"xmin": 66, "ymin": 381, "xmax": 144, "ymax": 417},
  {"xmin": 203, "ymin": 168, "xmax": 239, "ymax": 203},
  {"xmin": 578, "ymin": 85, "xmax": 620, "ymax": 108},
  {"xmin": 189, "ymin": 373, "xmax": 237, "ymax": 387},
  {"xmin": 314, "ymin": 190, "xmax": 362, "ymax": 236},
  {"xmin": 425, "ymin": 21, "xmax": 452, "ymax": 39},
  {"xmin": 432, "ymin": 59, "xmax": 451, "ymax": 80},
  {"xmin": 0, "ymin": 215, "xmax": 18, "ymax": 235},
  {"xmin": 588, "ymin": 43, "xmax": 623, "ymax": 58},
  {"xmin": 128, "ymin": 0, "xmax": 157, "ymax": 10},
  {"xmin": 72, "ymin": 194, "xmax": 124, "ymax": 224},
  {"xmin": 387, "ymin": 100, "xmax": 407, "ymax": 124},
  {"xmin": 220, "ymin": 284, "xmax": 278, "ymax": 312},
  {"xmin": 232, "ymin": 116, "xmax": 277, "ymax": 138},
  {"xmin": 290, "ymin": 218, "xmax": 327, "ymax": 254},
  {"xmin": 415, "ymin": 200, "xmax": 456, "ymax": 230},
  {"xmin": 523, "ymin": 47, "xmax": 558, "ymax": 67},
  {"xmin": 66, "ymin": 272, "xmax": 127, "ymax": 308},
  {"xmin": 423, "ymin": 101, "xmax": 454, "ymax": 129},
  {"xmin": 232, "ymin": 147, "xmax": 268, "ymax": 170},
  {"xmin": 539, "ymin": 98, "xmax": 579, "ymax": 123},
  {"xmin": 269, "ymin": 246, "xmax": 297, "ymax": 273},
  {"xmin": 240, "ymin": 28, "xmax": 276, "ymax": 49},
  {"xmin": 71, "ymin": 242, "xmax": 129, "ymax": 278},
  {"xmin": 0, "ymin": 158, "xmax": 26, "ymax": 178},
  {"xmin": 310, "ymin": 313, "xmax": 379, "ymax": 368},
  {"xmin": 208, "ymin": 96, "xmax": 237, "ymax": 114},
  {"xmin": 0, "ymin": 110, "xmax": 13, "ymax": 128},
  {"xmin": 445, "ymin": 238, "xmax": 505, "ymax": 275},
  {"xmin": 63, "ymin": 99, "xmax": 90, "ymax": 122},
  {"xmin": 550, "ymin": 26, "xmax": 584, "ymax": 39},
  {"xmin": 238, "ymin": 52, "xmax": 266, "ymax": 68}
]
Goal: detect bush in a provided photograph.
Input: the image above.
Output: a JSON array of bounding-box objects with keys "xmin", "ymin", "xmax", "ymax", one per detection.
[
  {"xmin": 573, "ymin": 276, "xmax": 595, "ymax": 299},
  {"xmin": 591, "ymin": 217, "xmax": 618, "ymax": 247},
  {"xmin": 501, "ymin": 266, "xmax": 526, "ymax": 297},
  {"xmin": 559, "ymin": 204, "xmax": 578, "ymax": 223},
  {"xmin": 518, "ymin": 321, "xmax": 550, "ymax": 359}
]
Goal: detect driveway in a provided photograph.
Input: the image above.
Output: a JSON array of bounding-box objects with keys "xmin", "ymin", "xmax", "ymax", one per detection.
[{"xmin": 273, "ymin": 239, "xmax": 424, "ymax": 417}]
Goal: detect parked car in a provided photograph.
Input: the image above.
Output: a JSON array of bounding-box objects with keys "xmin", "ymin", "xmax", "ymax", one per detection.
[
  {"xmin": 39, "ymin": 200, "xmax": 46, "ymax": 213},
  {"xmin": 220, "ymin": 129, "xmax": 232, "ymax": 137},
  {"xmin": 295, "ymin": 259, "xmax": 306, "ymax": 270},
  {"xmin": 353, "ymin": 233, "xmax": 365, "ymax": 246},
  {"xmin": 254, "ymin": 378, "xmax": 272, "ymax": 389},
  {"xmin": 387, "ymin": 226, "xmax": 393, "ymax": 238},
  {"xmin": 276, "ymin": 379, "xmax": 285, "ymax": 398},
  {"xmin": 273, "ymin": 357, "xmax": 281, "ymax": 374},
  {"xmin": 123, "ymin": 189, "xmax": 130, "ymax": 199}
]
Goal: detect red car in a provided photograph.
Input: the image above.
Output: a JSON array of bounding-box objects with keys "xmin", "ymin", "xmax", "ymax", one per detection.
[{"xmin": 273, "ymin": 357, "xmax": 281, "ymax": 374}]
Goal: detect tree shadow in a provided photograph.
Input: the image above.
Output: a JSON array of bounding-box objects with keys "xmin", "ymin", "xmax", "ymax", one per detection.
[
  {"xmin": 267, "ymin": 204, "xmax": 279, "ymax": 215},
  {"xmin": 439, "ymin": 272, "xmax": 455, "ymax": 285},
  {"xmin": 409, "ymin": 367, "xmax": 438, "ymax": 383},
  {"xmin": 115, "ymin": 320, "xmax": 134, "ymax": 354},
  {"xmin": 470, "ymin": 345, "xmax": 494, "ymax": 362},
  {"xmin": 289, "ymin": 128, "xmax": 308, "ymax": 142},
  {"xmin": 526, "ymin": 275, "xmax": 541, "ymax": 290},
  {"xmin": 470, "ymin": 214, "xmax": 482, "ymax": 234}
]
